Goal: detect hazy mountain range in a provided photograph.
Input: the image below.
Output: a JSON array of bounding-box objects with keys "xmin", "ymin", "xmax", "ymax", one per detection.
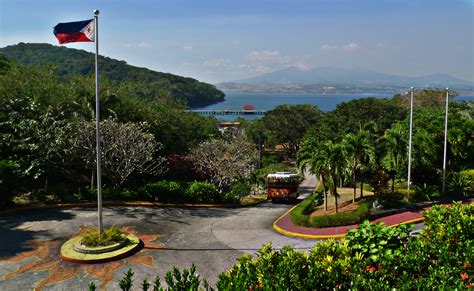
[{"xmin": 217, "ymin": 66, "xmax": 473, "ymax": 94}]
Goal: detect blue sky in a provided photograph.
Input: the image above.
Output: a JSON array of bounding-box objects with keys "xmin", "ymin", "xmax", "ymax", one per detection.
[{"xmin": 0, "ymin": 0, "xmax": 473, "ymax": 83}]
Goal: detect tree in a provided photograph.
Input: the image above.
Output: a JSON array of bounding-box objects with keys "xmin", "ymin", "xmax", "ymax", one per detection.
[
  {"xmin": 342, "ymin": 129, "xmax": 375, "ymax": 201},
  {"xmin": 298, "ymin": 138, "xmax": 344, "ymax": 213},
  {"xmin": 260, "ymin": 104, "xmax": 322, "ymax": 157},
  {"xmin": 379, "ymin": 123, "xmax": 407, "ymax": 193},
  {"xmin": 187, "ymin": 136, "xmax": 258, "ymax": 191},
  {"xmin": 73, "ymin": 119, "xmax": 166, "ymax": 186}
]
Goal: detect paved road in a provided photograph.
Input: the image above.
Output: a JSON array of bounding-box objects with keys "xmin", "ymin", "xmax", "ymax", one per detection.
[
  {"xmin": 0, "ymin": 175, "xmax": 318, "ymax": 290},
  {"xmin": 0, "ymin": 203, "xmax": 317, "ymax": 290}
]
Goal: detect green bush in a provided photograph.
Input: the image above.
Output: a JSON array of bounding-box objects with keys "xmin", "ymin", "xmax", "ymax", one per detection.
[
  {"xmin": 447, "ymin": 172, "xmax": 472, "ymax": 197},
  {"xmin": 185, "ymin": 181, "xmax": 220, "ymax": 203},
  {"xmin": 81, "ymin": 226, "xmax": 125, "ymax": 247},
  {"xmin": 346, "ymin": 220, "xmax": 413, "ymax": 262},
  {"xmin": 290, "ymin": 192, "xmax": 371, "ymax": 228},
  {"xmin": 0, "ymin": 160, "xmax": 20, "ymax": 206},
  {"xmin": 413, "ymin": 183, "xmax": 440, "ymax": 202},
  {"xmin": 141, "ymin": 180, "xmax": 183, "ymax": 202},
  {"xmin": 115, "ymin": 265, "xmax": 206, "ymax": 291},
  {"xmin": 309, "ymin": 201, "xmax": 370, "ymax": 228},
  {"xmin": 101, "ymin": 188, "xmax": 144, "ymax": 201}
]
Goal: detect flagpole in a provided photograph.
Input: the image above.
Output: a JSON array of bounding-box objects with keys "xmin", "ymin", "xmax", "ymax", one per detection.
[
  {"xmin": 94, "ymin": 9, "xmax": 103, "ymax": 237},
  {"xmin": 407, "ymin": 87, "xmax": 414, "ymax": 193},
  {"xmin": 442, "ymin": 88, "xmax": 449, "ymax": 194}
]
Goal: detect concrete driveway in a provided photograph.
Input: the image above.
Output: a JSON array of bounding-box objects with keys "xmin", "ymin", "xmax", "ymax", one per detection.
[{"xmin": 0, "ymin": 201, "xmax": 317, "ymax": 290}]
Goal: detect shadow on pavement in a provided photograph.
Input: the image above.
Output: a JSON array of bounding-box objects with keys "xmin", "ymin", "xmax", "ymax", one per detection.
[{"xmin": 0, "ymin": 209, "xmax": 75, "ymax": 258}]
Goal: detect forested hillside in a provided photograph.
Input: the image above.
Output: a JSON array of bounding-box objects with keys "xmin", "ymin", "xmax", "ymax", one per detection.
[{"xmin": 0, "ymin": 43, "xmax": 224, "ymax": 107}]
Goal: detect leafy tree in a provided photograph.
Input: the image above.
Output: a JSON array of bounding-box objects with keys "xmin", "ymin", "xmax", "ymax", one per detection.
[
  {"xmin": 379, "ymin": 123, "xmax": 407, "ymax": 193},
  {"xmin": 187, "ymin": 136, "xmax": 258, "ymax": 191},
  {"xmin": 322, "ymin": 97, "xmax": 406, "ymax": 141},
  {"xmin": 298, "ymin": 138, "xmax": 344, "ymax": 213},
  {"xmin": 259, "ymin": 104, "xmax": 322, "ymax": 157},
  {"xmin": 392, "ymin": 88, "xmax": 458, "ymax": 109},
  {"xmin": 73, "ymin": 119, "xmax": 166, "ymax": 186},
  {"xmin": 342, "ymin": 129, "xmax": 375, "ymax": 202}
]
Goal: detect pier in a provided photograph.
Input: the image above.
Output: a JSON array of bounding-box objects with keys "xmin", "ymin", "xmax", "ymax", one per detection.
[{"xmin": 188, "ymin": 109, "xmax": 267, "ymax": 116}]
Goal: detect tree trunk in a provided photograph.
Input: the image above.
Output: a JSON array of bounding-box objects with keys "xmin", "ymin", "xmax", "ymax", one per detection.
[
  {"xmin": 322, "ymin": 176, "xmax": 328, "ymax": 211},
  {"xmin": 333, "ymin": 174, "xmax": 338, "ymax": 213},
  {"xmin": 91, "ymin": 170, "xmax": 95, "ymax": 189},
  {"xmin": 44, "ymin": 177, "xmax": 48, "ymax": 193},
  {"xmin": 352, "ymin": 170, "xmax": 356, "ymax": 203},
  {"xmin": 391, "ymin": 176, "xmax": 395, "ymax": 193}
]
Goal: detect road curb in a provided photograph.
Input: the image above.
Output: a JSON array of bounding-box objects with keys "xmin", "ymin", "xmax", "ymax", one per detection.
[{"xmin": 272, "ymin": 205, "xmax": 426, "ymax": 240}]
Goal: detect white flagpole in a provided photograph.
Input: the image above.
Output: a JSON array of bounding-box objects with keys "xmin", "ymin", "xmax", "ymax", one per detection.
[
  {"xmin": 442, "ymin": 87, "xmax": 449, "ymax": 194},
  {"xmin": 94, "ymin": 9, "xmax": 103, "ymax": 236},
  {"xmin": 407, "ymin": 87, "xmax": 414, "ymax": 193}
]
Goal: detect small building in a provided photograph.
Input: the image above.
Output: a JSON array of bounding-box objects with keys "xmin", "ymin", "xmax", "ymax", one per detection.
[
  {"xmin": 242, "ymin": 104, "xmax": 256, "ymax": 111},
  {"xmin": 218, "ymin": 121, "xmax": 242, "ymax": 136}
]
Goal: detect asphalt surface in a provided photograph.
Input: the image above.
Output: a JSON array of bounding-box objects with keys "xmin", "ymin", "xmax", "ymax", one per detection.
[{"xmin": 0, "ymin": 174, "xmax": 318, "ymax": 290}]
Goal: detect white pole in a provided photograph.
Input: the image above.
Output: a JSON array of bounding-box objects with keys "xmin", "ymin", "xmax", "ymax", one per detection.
[
  {"xmin": 407, "ymin": 87, "xmax": 414, "ymax": 193},
  {"xmin": 94, "ymin": 9, "xmax": 103, "ymax": 237},
  {"xmin": 442, "ymin": 88, "xmax": 449, "ymax": 194}
]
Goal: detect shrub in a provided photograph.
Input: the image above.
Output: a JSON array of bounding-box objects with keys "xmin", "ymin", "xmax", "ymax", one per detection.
[
  {"xmin": 73, "ymin": 187, "xmax": 97, "ymax": 201},
  {"xmin": 185, "ymin": 181, "xmax": 219, "ymax": 203},
  {"xmin": 447, "ymin": 172, "xmax": 472, "ymax": 197},
  {"xmin": 226, "ymin": 181, "xmax": 251, "ymax": 202},
  {"xmin": 141, "ymin": 180, "xmax": 183, "ymax": 202},
  {"xmin": 413, "ymin": 183, "xmax": 440, "ymax": 202},
  {"xmin": 309, "ymin": 201, "xmax": 370, "ymax": 228},
  {"xmin": 0, "ymin": 160, "xmax": 20, "ymax": 206},
  {"xmin": 290, "ymin": 192, "xmax": 371, "ymax": 228},
  {"xmin": 81, "ymin": 226, "xmax": 125, "ymax": 247},
  {"xmin": 115, "ymin": 265, "xmax": 205, "ymax": 291},
  {"xmin": 346, "ymin": 220, "xmax": 413, "ymax": 262}
]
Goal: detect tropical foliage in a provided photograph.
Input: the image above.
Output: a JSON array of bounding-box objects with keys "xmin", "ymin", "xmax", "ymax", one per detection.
[{"xmin": 0, "ymin": 43, "xmax": 224, "ymax": 107}]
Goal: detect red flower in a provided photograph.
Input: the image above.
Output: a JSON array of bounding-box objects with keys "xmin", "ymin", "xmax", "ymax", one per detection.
[
  {"xmin": 460, "ymin": 273, "xmax": 468, "ymax": 281},
  {"xmin": 450, "ymin": 237, "xmax": 458, "ymax": 244},
  {"xmin": 377, "ymin": 265, "xmax": 383, "ymax": 271},
  {"xmin": 464, "ymin": 263, "xmax": 471, "ymax": 269},
  {"xmin": 365, "ymin": 265, "xmax": 376, "ymax": 273}
]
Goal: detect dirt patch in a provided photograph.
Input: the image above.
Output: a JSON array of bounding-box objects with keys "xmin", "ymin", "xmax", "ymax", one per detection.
[{"xmin": 309, "ymin": 187, "xmax": 374, "ymax": 217}]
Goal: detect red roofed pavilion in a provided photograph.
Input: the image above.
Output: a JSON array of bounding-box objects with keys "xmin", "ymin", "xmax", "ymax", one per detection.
[{"xmin": 242, "ymin": 104, "xmax": 255, "ymax": 110}]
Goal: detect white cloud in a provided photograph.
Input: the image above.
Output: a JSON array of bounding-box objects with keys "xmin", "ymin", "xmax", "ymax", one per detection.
[
  {"xmin": 182, "ymin": 45, "xmax": 193, "ymax": 51},
  {"xmin": 343, "ymin": 42, "xmax": 361, "ymax": 51},
  {"xmin": 376, "ymin": 42, "xmax": 385, "ymax": 48},
  {"xmin": 247, "ymin": 50, "xmax": 281, "ymax": 61},
  {"xmin": 124, "ymin": 42, "xmax": 151, "ymax": 49},
  {"xmin": 137, "ymin": 42, "xmax": 151, "ymax": 48},
  {"xmin": 320, "ymin": 44, "xmax": 338, "ymax": 50},
  {"xmin": 203, "ymin": 58, "xmax": 230, "ymax": 68}
]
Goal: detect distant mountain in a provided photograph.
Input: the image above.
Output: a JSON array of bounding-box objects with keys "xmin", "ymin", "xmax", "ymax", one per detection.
[
  {"xmin": 218, "ymin": 66, "xmax": 473, "ymax": 94},
  {"xmin": 0, "ymin": 43, "xmax": 224, "ymax": 107}
]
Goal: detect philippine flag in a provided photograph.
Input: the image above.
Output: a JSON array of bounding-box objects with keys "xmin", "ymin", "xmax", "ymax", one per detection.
[{"xmin": 53, "ymin": 19, "xmax": 94, "ymax": 44}]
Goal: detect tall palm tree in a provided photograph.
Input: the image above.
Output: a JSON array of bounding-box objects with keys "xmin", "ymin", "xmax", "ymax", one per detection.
[
  {"xmin": 342, "ymin": 129, "xmax": 375, "ymax": 201},
  {"xmin": 297, "ymin": 139, "xmax": 343, "ymax": 213},
  {"xmin": 379, "ymin": 123, "xmax": 406, "ymax": 193}
]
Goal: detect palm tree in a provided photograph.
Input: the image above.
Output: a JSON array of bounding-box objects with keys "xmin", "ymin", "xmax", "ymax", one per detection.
[
  {"xmin": 297, "ymin": 139, "xmax": 344, "ymax": 213},
  {"xmin": 379, "ymin": 123, "xmax": 406, "ymax": 193},
  {"xmin": 342, "ymin": 129, "xmax": 375, "ymax": 201}
]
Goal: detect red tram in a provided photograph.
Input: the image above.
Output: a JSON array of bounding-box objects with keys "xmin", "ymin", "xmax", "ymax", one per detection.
[{"xmin": 267, "ymin": 172, "xmax": 299, "ymax": 201}]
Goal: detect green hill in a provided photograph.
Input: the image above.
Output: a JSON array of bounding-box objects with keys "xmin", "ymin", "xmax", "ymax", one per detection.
[{"xmin": 0, "ymin": 43, "xmax": 224, "ymax": 108}]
